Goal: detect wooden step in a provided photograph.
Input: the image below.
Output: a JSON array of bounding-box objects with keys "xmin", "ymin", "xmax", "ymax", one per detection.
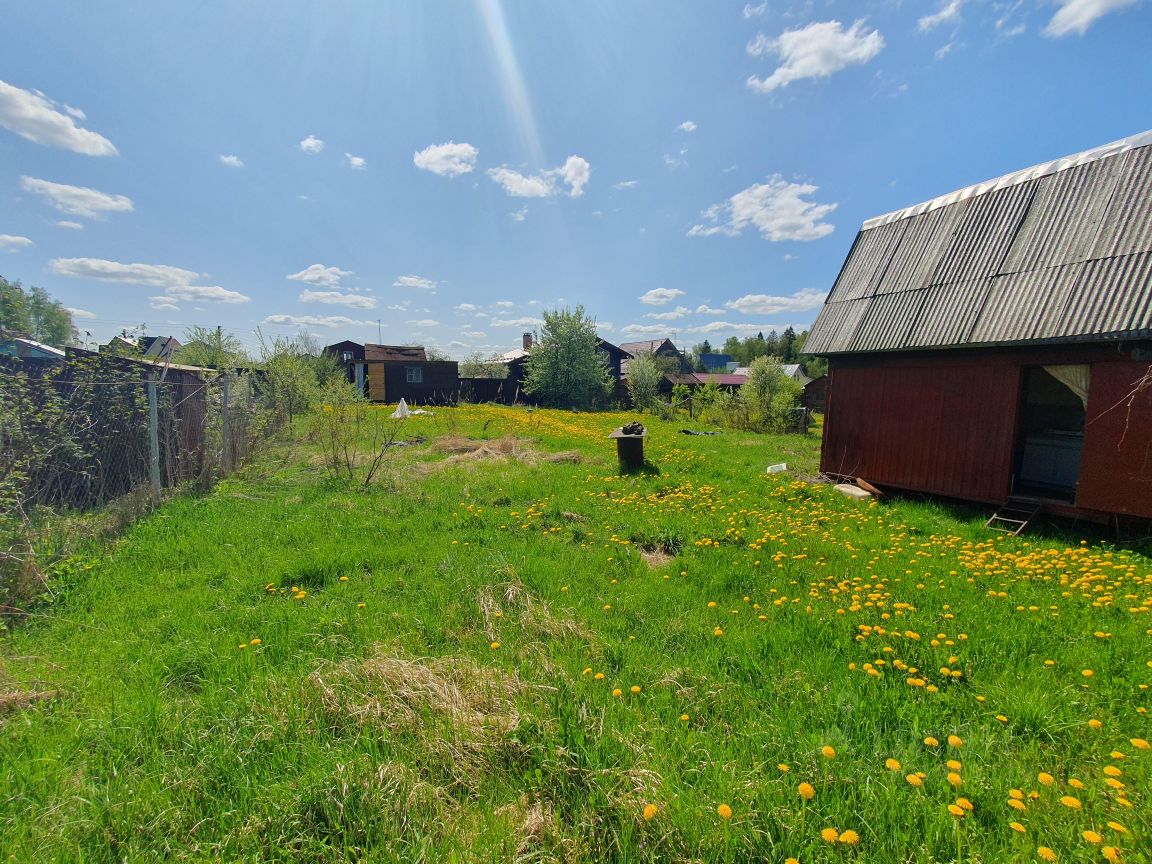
[{"xmin": 986, "ymin": 500, "xmax": 1043, "ymax": 536}]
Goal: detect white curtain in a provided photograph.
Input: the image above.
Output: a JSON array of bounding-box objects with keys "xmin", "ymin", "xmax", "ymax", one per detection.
[{"xmin": 1044, "ymin": 364, "xmax": 1090, "ymax": 409}]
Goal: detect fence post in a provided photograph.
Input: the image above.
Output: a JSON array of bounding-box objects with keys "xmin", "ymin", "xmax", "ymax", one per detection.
[
  {"xmin": 147, "ymin": 377, "xmax": 161, "ymax": 500},
  {"xmin": 221, "ymin": 374, "xmax": 232, "ymax": 474}
]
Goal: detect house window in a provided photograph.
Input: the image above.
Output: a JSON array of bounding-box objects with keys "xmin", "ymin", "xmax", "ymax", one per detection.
[
  {"xmin": 341, "ymin": 351, "xmax": 354, "ymax": 362},
  {"xmin": 406, "ymin": 366, "xmax": 423, "ymax": 384}
]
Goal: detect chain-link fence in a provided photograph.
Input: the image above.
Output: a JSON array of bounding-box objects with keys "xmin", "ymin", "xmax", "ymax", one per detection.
[{"xmin": 1, "ymin": 351, "xmax": 277, "ymax": 546}]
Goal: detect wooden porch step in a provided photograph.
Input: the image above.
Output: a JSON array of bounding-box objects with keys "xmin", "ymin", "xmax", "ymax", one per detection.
[{"xmin": 986, "ymin": 500, "xmax": 1043, "ymax": 536}]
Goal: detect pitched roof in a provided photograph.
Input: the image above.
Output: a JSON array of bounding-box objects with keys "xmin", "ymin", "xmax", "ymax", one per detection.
[
  {"xmin": 806, "ymin": 130, "xmax": 1152, "ymax": 355},
  {"xmin": 619, "ymin": 338, "xmax": 678, "ymax": 356},
  {"xmin": 364, "ymin": 344, "xmax": 428, "ymax": 362}
]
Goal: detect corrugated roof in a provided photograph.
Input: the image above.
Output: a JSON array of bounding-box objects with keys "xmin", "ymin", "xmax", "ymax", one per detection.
[
  {"xmin": 808, "ymin": 132, "xmax": 1152, "ymax": 354},
  {"xmin": 364, "ymin": 344, "xmax": 428, "ymax": 362}
]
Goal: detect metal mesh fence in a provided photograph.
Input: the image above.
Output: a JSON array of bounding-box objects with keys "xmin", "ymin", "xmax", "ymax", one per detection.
[{"xmin": 0, "ymin": 352, "xmax": 275, "ymax": 522}]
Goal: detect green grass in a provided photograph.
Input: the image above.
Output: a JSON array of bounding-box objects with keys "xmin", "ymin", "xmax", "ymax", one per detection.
[{"xmin": 1, "ymin": 405, "xmax": 1149, "ymax": 863}]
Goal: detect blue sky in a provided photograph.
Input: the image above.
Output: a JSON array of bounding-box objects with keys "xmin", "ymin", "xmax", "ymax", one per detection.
[{"xmin": 2, "ymin": 0, "xmax": 1150, "ymax": 356}]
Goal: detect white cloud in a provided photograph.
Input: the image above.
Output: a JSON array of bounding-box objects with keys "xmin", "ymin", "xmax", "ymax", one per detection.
[
  {"xmin": 494, "ymin": 300, "xmax": 515, "ymax": 308},
  {"xmin": 150, "ymin": 301, "xmax": 180, "ymax": 312},
  {"xmin": 621, "ymin": 323, "xmax": 672, "ymax": 336},
  {"xmin": 20, "ymin": 176, "xmax": 134, "ymax": 219},
  {"xmin": 55, "ymin": 220, "xmax": 83, "ymax": 230},
  {"xmin": 645, "ymin": 306, "xmax": 691, "ymax": 321},
  {"xmin": 696, "ymin": 304, "xmax": 726, "ymax": 315},
  {"xmin": 743, "ymin": 2, "xmax": 768, "ymax": 17},
  {"xmin": 157, "ymin": 285, "xmax": 250, "ymax": 304},
  {"xmin": 345, "ymin": 152, "xmax": 366, "ymax": 170},
  {"xmin": 935, "ymin": 42, "xmax": 955, "ymax": 59},
  {"xmin": 0, "ymin": 234, "xmax": 32, "ymax": 250},
  {"xmin": 598, "ymin": 321, "xmax": 614, "ymax": 332},
  {"xmin": 724, "ymin": 288, "xmax": 825, "ymax": 315},
  {"xmin": 393, "ymin": 274, "xmax": 437, "ymax": 291},
  {"xmin": 689, "ymin": 176, "xmax": 836, "ymax": 241},
  {"xmin": 678, "ymin": 120, "xmax": 698, "ymax": 132},
  {"xmin": 219, "ymin": 154, "xmax": 244, "ymax": 168},
  {"xmin": 299, "ymin": 135, "xmax": 325, "ymax": 154},
  {"xmin": 683, "ymin": 320, "xmax": 806, "ymax": 335},
  {"xmin": 491, "ymin": 316, "xmax": 542, "ymax": 328},
  {"xmin": 287, "ymin": 264, "xmax": 353, "ymax": 287},
  {"xmin": 407, "ymin": 318, "xmax": 440, "ymax": 327},
  {"xmin": 510, "ymin": 206, "xmax": 529, "ymax": 222},
  {"xmin": 455, "ymin": 303, "xmax": 479, "ymax": 313},
  {"xmin": 639, "ymin": 288, "xmax": 686, "ymax": 306},
  {"xmin": 664, "ymin": 149, "xmax": 689, "ymax": 169},
  {"xmin": 747, "ymin": 20, "xmax": 884, "ymax": 93},
  {"xmin": 63, "ymin": 105, "xmax": 85, "ymax": 120},
  {"xmin": 463, "ymin": 330, "xmax": 487, "ymax": 338},
  {"xmin": 66, "ymin": 307, "xmax": 97, "ymax": 319},
  {"xmin": 488, "ymin": 155, "xmax": 591, "ymax": 198},
  {"xmin": 387, "ymin": 302, "xmax": 411, "ymax": 312},
  {"xmin": 0, "ymin": 79, "xmax": 117, "ymax": 156},
  {"xmin": 50, "ymin": 257, "xmax": 199, "ymax": 288},
  {"xmin": 413, "ymin": 141, "xmax": 479, "ymax": 177},
  {"xmin": 263, "ymin": 314, "xmax": 372, "ymax": 328},
  {"xmin": 614, "ymin": 180, "xmax": 640, "ymax": 190},
  {"xmin": 1043, "ymin": 0, "xmax": 1138, "ymax": 36},
  {"xmin": 50, "ymin": 256, "xmax": 250, "ymax": 304},
  {"xmin": 918, "ymin": 0, "xmax": 964, "ymax": 31},
  {"xmin": 300, "ymin": 289, "xmax": 377, "ymax": 309}
]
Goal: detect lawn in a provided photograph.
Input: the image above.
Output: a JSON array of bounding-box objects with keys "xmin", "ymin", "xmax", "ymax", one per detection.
[{"xmin": 1, "ymin": 404, "xmax": 1149, "ymax": 863}]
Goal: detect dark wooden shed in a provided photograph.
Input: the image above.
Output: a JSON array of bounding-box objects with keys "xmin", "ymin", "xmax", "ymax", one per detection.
[
  {"xmin": 324, "ymin": 341, "xmax": 459, "ymax": 404},
  {"xmin": 806, "ymin": 130, "xmax": 1152, "ymax": 521}
]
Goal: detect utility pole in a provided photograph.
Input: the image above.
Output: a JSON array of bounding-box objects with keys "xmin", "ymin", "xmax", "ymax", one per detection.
[{"xmin": 377, "ymin": 319, "xmax": 382, "ymax": 344}]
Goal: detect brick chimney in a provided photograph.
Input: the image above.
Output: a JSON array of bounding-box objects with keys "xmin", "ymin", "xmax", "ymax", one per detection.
[{"xmin": 522, "ymin": 332, "xmax": 533, "ymax": 350}]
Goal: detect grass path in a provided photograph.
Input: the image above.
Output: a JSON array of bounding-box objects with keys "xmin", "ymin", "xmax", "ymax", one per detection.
[{"xmin": 1, "ymin": 405, "xmax": 1149, "ymax": 863}]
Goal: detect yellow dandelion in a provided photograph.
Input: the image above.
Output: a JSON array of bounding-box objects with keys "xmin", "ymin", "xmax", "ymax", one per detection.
[
  {"xmin": 630, "ymin": 685, "xmax": 642, "ymax": 694},
  {"xmin": 1102, "ymin": 847, "xmax": 1120, "ymax": 863},
  {"xmin": 838, "ymin": 829, "xmax": 860, "ymax": 845},
  {"xmin": 642, "ymin": 803, "xmax": 658, "ymax": 821},
  {"xmin": 798, "ymin": 782, "xmax": 815, "ymax": 800},
  {"xmin": 821, "ymin": 745, "xmax": 836, "ymax": 759},
  {"xmin": 717, "ymin": 803, "xmax": 733, "ymax": 820},
  {"xmin": 924, "ymin": 736, "xmax": 940, "ymax": 747},
  {"xmin": 713, "ymin": 626, "xmax": 724, "ymax": 637},
  {"xmin": 1068, "ymin": 778, "xmax": 1086, "ymax": 789},
  {"xmin": 1131, "ymin": 738, "xmax": 1150, "ymax": 750},
  {"xmin": 1038, "ymin": 772, "xmax": 1055, "ymax": 786},
  {"xmin": 1082, "ymin": 669, "xmax": 1094, "ymax": 678},
  {"xmin": 885, "ymin": 758, "xmax": 902, "ymax": 772},
  {"xmin": 1009, "ymin": 821, "xmax": 1026, "ymax": 834},
  {"xmin": 785, "ymin": 859, "xmax": 800, "ymax": 864},
  {"xmin": 947, "ymin": 804, "xmax": 965, "ymax": 817},
  {"xmin": 612, "ymin": 688, "xmax": 623, "ymax": 697},
  {"xmin": 820, "ymin": 827, "xmax": 839, "ymax": 843},
  {"xmin": 1088, "ymin": 718, "xmax": 1103, "ymax": 729},
  {"xmin": 1008, "ymin": 799, "xmax": 1027, "ymax": 811},
  {"xmin": 1059, "ymin": 795, "xmax": 1081, "ymax": 810},
  {"xmin": 594, "ymin": 672, "xmax": 605, "ymax": 680},
  {"xmin": 490, "ymin": 641, "xmax": 500, "ymax": 650},
  {"xmin": 1103, "ymin": 765, "xmax": 1122, "ymax": 777},
  {"xmin": 947, "ymin": 772, "xmax": 962, "ymax": 787},
  {"xmin": 1106, "ymin": 821, "xmax": 1128, "ymax": 834},
  {"xmin": 946, "ymin": 759, "xmax": 962, "ymax": 771},
  {"xmin": 357, "ymin": 602, "xmax": 366, "ymax": 608},
  {"xmin": 777, "ymin": 763, "xmax": 790, "ymax": 773},
  {"xmin": 906, "ymin": 774, "xmax": 923, "ymax": 787},
  {"xmin": 249, "ymin": 638, "xmax": 261, "ymax": 645},
  {"xmin": 1037, "ymin": 847, "xmax": 1057, "ymax": 862},
  {"xmin": 1082, "ymin": 830, "xmax": 1103, "ymax": 844},
  {"xmin": 947, "ymin": 734, "xmax": 964, "ymax": 748},
  {"xmin": 956, "ymin": 797, "xmax": 973, "ymax": 811},
  {"xmin": 680, "ymin": 713, "xmax": 689, "ymax": 722}
]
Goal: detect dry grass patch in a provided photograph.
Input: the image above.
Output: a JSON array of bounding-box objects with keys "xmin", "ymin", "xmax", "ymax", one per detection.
[
  {"xmin": 0, "ymin": 688, "xmax": 59, "ymax": 717},
  {"xmin": 478, "ymin": 564, "xmax": 589, "ymax": 645},
  {"xmin": 421, "ymin": 435, "xmax": 582, "ymax": 473}
]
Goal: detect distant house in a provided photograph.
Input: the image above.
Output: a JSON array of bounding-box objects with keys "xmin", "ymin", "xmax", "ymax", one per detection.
[
  {"xmin": 802, "ymin": 375, "xmax": 828, "ymax": 413},
  {"xmin": 806, "ymin": 130, "xmax": 1152, "ymax": 521},
  {"xmin": 324, "ymin": 340, "xmax": 459, "ymax": 404},
  {"xmin": 480, "ymin": 332, "xmax": 629, "ymax": 404},
  {"xmin": 619, "ymin": 338, "xmax": 687, "ymax": 375},
  {"xmin": 138, "ymin": 336, "xmax": 181, "ymax": 361},
  {"xmin": 100, "ymin": 334, "xmax": 138, "ymax": 354},
  {"xmin": 699, "ymin": 352, "xmax": 733, "ymax": 371},
  {"xmin": 0, "ymin": 333, "xmax": 66, "ymax": 362}
]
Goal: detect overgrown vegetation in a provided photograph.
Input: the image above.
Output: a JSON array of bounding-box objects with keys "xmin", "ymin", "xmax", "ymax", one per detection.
[
  {"xmin": 0, "ymin": 275, "xmax": 78, "ymax": 347},
  {"xmin": 1, "ymin": 404, "xmax": 1148, "ymax": 862},
  {"xmin": 523, "ymin": 306, "xmax": 612, "ymax": 408}
]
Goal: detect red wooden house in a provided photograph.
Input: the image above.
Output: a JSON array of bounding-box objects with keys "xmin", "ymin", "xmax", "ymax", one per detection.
[{"xmin": 806, "ymin": 131, "xmax": 1152, "ymax": 521}]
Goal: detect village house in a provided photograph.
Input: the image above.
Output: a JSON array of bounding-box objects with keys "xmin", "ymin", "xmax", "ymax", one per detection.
[
  {"xmin": 324, "ymin": 341, "xmax": 459, "ymax": 404},
  {"xmin": 805, "ymin": 130, "xmax": 1152, "ymax": 522}
]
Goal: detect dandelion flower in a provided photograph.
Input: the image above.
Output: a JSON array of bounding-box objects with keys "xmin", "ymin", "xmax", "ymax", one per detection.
[
  {"xmin": 1059, "ymin": 795, "xmax": 1081, "ymax": 809},
  {"xmin": 1038, "ymin": 772, "xmax": 1055, "ymax": 786},
  {"xmin": 1131, "ymin": 738, "xmax": 1150, "ymax": 750},
  {"xmin": 947, "ymin": 734, "xmax": 964, "ymax": 748},
  {"xmin": 785, "ymin": 859, "xmax": 799, "ymax": 864},
  {"xmin": 1102, "ymin": 847, "xmax": 1120, "ymax": 863},
  {"xmin": 1068, "ymin": 778, "xmax": 1085, "ymax": 789},
  {"xmin": 594, "ymin": 672, "xmax": 605, "ymax": 680},
  {"xmin": 798, "ymin": 782, "xmax": 815, "ymax": 800},
  {"xmin": 713, "ymin": 627, "xmax": 724, "ymax": 637},
  {"xmin": 777, "ymin": 763, "xmax": 790, "ymax": 773},
  {"xmin": 1082, "ymin": 669, "xmax": 1094, "ymax": 678},
  {"xmin": 490, "ymin": 641, "xmax": 500, "ymax": 650},
  {"xmin": 956, "ymin": 797, "xmax": 973, "ymax": 811},
  {"xmin": 643, "ymin": 803, "xmax": 658, "ymax": 821},
  {"xmin": 947, "ymin": 804, "xmax": 964, "ymax": 817},
  {"xmin": 820, "ymin": 827, "xmax": 839, "ymax": 843},
  {"xmin": 1082, "ymin": 830, "xmax": 1103, "ymax": 844},
  {"xmin": 906, "ymin": 774, "xmax": 923, "ymax": 787},
  {"xmin": 1009, "ymin": 821, "xmax": 1026, "ymax": 833},
  {"xmin": 630, "ymin": 685, "xmax": 642, "ymax": 694},
  {"xmin": 680, "ymin": 713, "xmax": 689, "ymax": 722},
  {"xmin": 1008, "ymin": 799, "xmax": 1027, "ymax": 811},
  {"xmin": 357, "ymin": 602, "xmax": 366, "ymax": 608},
  {"xmin": 1037, "ymin": 847, "xmax": 1057, "ymax": 862},
  {"xmin": 717, "ymin": 803, "xmax": 733, "ymax": 820},
  {"xmin": 1103, "ymin": 766, "xmax": 1122, "ymax": 777},
  {"xmin": 612, "ymin": 688, "xmax": 623, "ymax": 697},
  {"xmin": 838, "ymin": 829, "xmax": 859, "ymax": 845},
  {"xmin": 946, "ymin": 759, "xmax": 962, "ymax": 771},
  {"xmin": 924, "ymin": 736, "xmax": 940, "ymax": 747},
  {"xmin": 249, "ymin": 638, "xmax": 261, "ymax": 645},
  {"xmin": 947, "ymin": 772, "xmax": 962, "ymax": 787},
  {"xmin": 1106, "ymin": 821, "xmax": 1128, "ymax": 834},
  {"xmin": 821, "ymin": 745, "xmax": 836, "ymax": 759},
  {"xmin": 885, "ymin": 758, "xmax": 902, "ymax": 772},
  {"xmin": 1088, "ymin": 718, "xmax": 1103, "ymax": 729}
]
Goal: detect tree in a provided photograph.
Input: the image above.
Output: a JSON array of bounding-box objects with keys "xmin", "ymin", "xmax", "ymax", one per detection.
[
  {"xmin": 0, "ymin": 276, "xmax": 78, "ymax": 347},
  {"xmin": 779, "ymin": 326, "xmax": 797, "ymax": 363},
  {"xmin": 721, "ymin": 336, "xmax": 744, "ymax": 365},
  {"xmin": 459, "ymin": 351, "xmax": 509, "ymax": 379},
  {"xmin": 174, "ymin": 326, "xmax": 248, "ymax": 368},
  {"xmin": 739, "ymin": 355, "xmax": 803, "ymax": 432},
  {"xmin": 523, "ymin": 306, "xmax": 611, "ymax": 407},
  {"xmin": 625, "ymin": 353, "xmax": 662, "ymax": 412}
]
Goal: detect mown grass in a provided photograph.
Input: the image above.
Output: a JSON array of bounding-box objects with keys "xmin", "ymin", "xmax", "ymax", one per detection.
[{"xmin": 1, "ymin": 404, "xmax": 1149, "ymax": 863}]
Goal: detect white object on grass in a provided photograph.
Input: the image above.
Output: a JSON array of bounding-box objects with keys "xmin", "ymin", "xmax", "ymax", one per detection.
[
  {"xmin": 767, "ymin": 463, "xmax": 788, "ymax": 473},
  {"xmin": 391, "ymin": 398, "xmax": 411, "ymax": 419}
]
